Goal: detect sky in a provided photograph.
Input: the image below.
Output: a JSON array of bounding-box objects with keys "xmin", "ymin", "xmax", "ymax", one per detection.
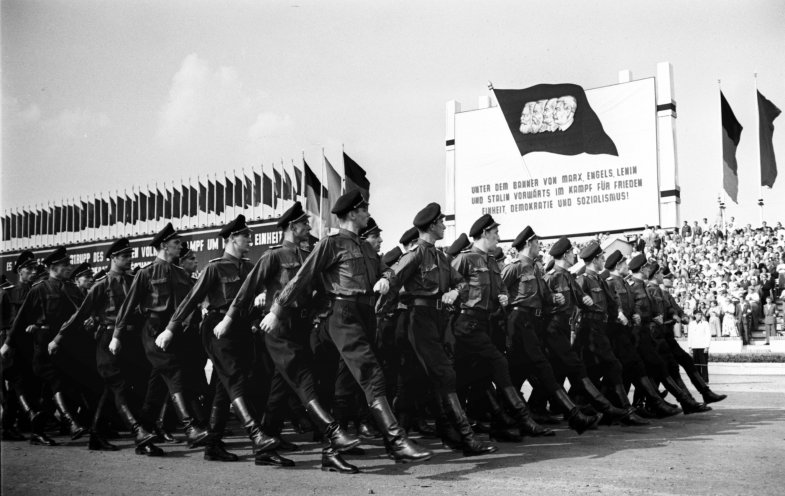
[{"xmin": 2, "ymin": 0, "xmax": 784, "ymax": 249}]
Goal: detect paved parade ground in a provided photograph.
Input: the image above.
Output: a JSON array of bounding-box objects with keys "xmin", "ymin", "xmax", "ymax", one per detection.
[{"xmin": 2, "ymin": 372, "xmax": 784, "ymax": 496}]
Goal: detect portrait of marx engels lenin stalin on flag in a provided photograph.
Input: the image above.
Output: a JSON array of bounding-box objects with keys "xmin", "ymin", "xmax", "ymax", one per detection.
[{"xmin": 520, "ymin": 96, "xmax": 576, "ymax": 134}]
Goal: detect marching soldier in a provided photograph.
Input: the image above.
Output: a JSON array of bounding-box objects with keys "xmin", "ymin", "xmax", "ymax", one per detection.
[
  {"xmin": 603, "ymin": 250, "xmax": 681, "ymax": 418},
  {"xmin": 384, "ymin": 203, "xmax": 497, "ymax": 456},
  {"xmin": 502, "ymin": 226, "xmax": 601, "ymax": 434},
  {"xmin": 215, "ymin": 202, "xmax": 362, "ymax": 473},
  {"xmin": 112, "ymin": 223, "xmax": 211, "ymax": 448},
  {"xmin": 165, "ymin": 215, "xmax": 282, "ymax": 464},
  {"xmin": 52, "ymin": 238, "xmax": 161, "ymax": 455},
  {"xmin": 259, "ymin": 190, "xmax": 433, "ymax": 464},
  {"xmin": 542, "ymin": 237, "xmax": 628, "ymax": 420},
  {"xmin": 3, "ymin": 247, "xmax": 90, "ymax": 443},
  {"xmin": 575, "ymin": 242, "xmax": 647, "ymax": 425},
  {"xmin": 451, "ymin": 214, "xmax": 553, "ymax": 438}
]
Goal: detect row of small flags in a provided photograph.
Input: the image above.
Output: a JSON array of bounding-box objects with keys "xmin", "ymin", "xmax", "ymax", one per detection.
[
  {"xmin": 721, "ymin": 87, "xmax": 781, "ymax": 203},
  {"xmin": 1, "ymin": 150, "xmax": 370, "ymax": 249}
]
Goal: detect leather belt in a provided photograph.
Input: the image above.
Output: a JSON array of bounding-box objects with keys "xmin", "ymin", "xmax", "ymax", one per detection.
[
  {"xmin": 582, "ymin": 313, "xmax": 608, "ymax": 323},
  {"xmin": 460, "ymin": 308, "xmax": 491, "ymax": 320},
  {"xmin": 512, "ymin": 306, "xmax": 542, "ymax": 317},
  {"xmin": 333, "ymin": 294, "xmax": 375, "ymax": 307},
  {"xmin": 207, "ymin": 308, "xmax": 228, "ymax": 316},
  {"xmin": 411, "ymin": 297, "xmax": 443, "ymax": 310}
]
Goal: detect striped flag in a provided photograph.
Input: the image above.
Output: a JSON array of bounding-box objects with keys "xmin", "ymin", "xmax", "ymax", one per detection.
[
  {"xmin": 721, "ymin": 92, "xmax": 743, "ymax": 203},
  {"xmin": 758, "ymin": 90, "xmax": 781, "ymax": 188}
]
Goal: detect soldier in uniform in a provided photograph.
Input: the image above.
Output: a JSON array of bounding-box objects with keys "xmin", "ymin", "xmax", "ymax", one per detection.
[
  {"xmin": 164, "ymin": 215, "xmax": 282, "ymax": 464},
  {"xmin": 604, "ymin": 250, "xmax": 681, "ymax": 418},
  {"xmin": 502, "ymin": 226, "xmax": 601, "ymax": 434},
  {"xmin": 575, "ymin": 242, "xmax": 647, "ymax": 425},
  {"xmin": 3, "ymin": 247, "xmax": 91, "ymax": 443},
  {"xmin": 1, "ymin": 275, "xmax": 26, "ymax": 441},
  {"xmin": 660, "ymin": 276, "xmax": 726, "ymax": 405},
  {"xmin": 627, "ymin": 255, "xmax": 709, "ymax": 414},
  {"xmin": 542, "ymin": 237, "xmax": 628, "ymax": 421},
  {"xmin": 71, "ymin": 263, "xmax": 95, "ymax": 295},
  {"xmin": 215, "ymin": 202, "xmax": 361, "ymax": 473},
  {"xmin": 111, "ymin": 223, "xmax": 210, "ymax": 448},
  {"xmin": 260, "ymin": 190, "xmax": 433, "ymax": 464},
  {"xmin": 51, "ymin": 238, "xmax": 161, "ymax": 455},
  {"xmin": 384, "ymin": 203, "xmax": 497, "ymax": 456},
  {"xmin": 451, "ymin": 214, "xmax": 553, "ymax": 438}
]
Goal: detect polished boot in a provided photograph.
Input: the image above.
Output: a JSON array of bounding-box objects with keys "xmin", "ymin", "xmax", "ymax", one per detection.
[
  {"xmin": 261, "ymin": 413, "xmax": 300, "ymax": 452},
  {"xmin": 580, "ymin": 378, "xmax": 628, "ymax": 420},
  {"xmin": 321, "ymin": 447, "xmax": 360, "ymax": 473},
  {"xmin": 135, "ymin": 443, "xmax": 165, "ymax": 456},
  {"xmin": 436, "ymin": 417, "xmax": 464, "ymax": 450},
  {"xmin": 116, "ymin": 400, "xmax": 156, "ymax": 447},
  {"xmin": 686, "ymin": 370, "xmax": 727, "ymax": 404},
  {"xmin": 231, "ymin": 397, "xmax": 279, "ymax": 453},
  {"xmin": 369, "ymin": 397, "xmax": 433, "ymax": 463},
  {"xmin": 18, "ymin": 394, "xmax": 57, "ymax": 446},
  {"xmin": 484, "ymin": 388, "xmax": 523, "ymax": 442},
  {"xmin": 204, "ymin": 437, "xmax": 239, "ymax": 461},
  {"xmin": 635, "ymin": 376, "xmax": 681, "ymax": 417},
  {"xmin": 53, "ymin": 392, "xmax": 88, "ymax": 440},
  {"xmin": 357, "ymin": 420, "xmax": 382, "ymax": 439},
  {"xmin": 88, "ymin": 393, "xmax": 118, "ymax": 450},
  {"xmin": 170, "ymin": 393, "xmax": 210, "ymax": 447},
  {"xmin": 443, "ymin": 393, "xmax": 498, "ymax": 457},
  {"xmin": 88, "ymin": 431, "xmax": 118, "ymax": 451},
  {"xmin": 255, "ymin": 450, "xmax": 295, "ymax": 467},
  {"xmin": 552, "ymin": 389, "xmax": 602, "ymax": 435},
  {"xmin": 415, "ymin": 416, "xmax": 438, "ymax": 437},
  {"xmin": 155, "ymin": 400, "xmax": 180, "ymax": 443},
  {"xmin": 612, "ymin": 385, "xmax": 649, "ymax": 426},
  {"xmin": 662, "ymin": 377, "xmax": 711, "ymax": 414},
  {"xmin": 305, "ymin": 399, "xmax": 360, "ymax": 453},
  {"xmin": 501, "ymin": 387, "xmax": 554, "ymax": 437}
]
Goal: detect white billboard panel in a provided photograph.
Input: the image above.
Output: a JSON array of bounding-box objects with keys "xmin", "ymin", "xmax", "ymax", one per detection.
[{"xmin": 454, "ymin": 78, "xmax": 660, "ymax": 239}]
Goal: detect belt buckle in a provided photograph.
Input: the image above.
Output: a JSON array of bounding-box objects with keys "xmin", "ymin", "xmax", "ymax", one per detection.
[
  {"xmin": 435, "ymin": 299, "xmax": 443, "ymax": 310},
  {"xmin": 534, "ymin": 308, "xmax": 542, "ymax": 317}
]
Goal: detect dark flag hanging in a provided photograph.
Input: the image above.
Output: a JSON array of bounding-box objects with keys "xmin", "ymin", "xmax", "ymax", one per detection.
[
  {"xmin": 164, "ymin": 189, "xmax": 172, "ymax": 218},
  {"xmin": 263, "ymin": 172, "xmax": 273, "ymax": 207},
  {"xmin": 139, "ymin": 192, "xmax": 148, "ymax": 221},
  {"xmin": 155, "ymin": 189, "xmax": 164, "ymax": 220},
  {"xmin": 721, "ymin": 91, "xmax": 743, "ymax": 203},
  {"xmin": 244, "ymin": 175, "xmax": 252, "ymax": 208},
  {"xmin": 208, "ymin": 180, "xmax": 215, "ymax": 213},
  {"xmin": 175, "ymin": 187, "xmax": 183, "ymax": 218},
  {"xmin": 294, "ymin": 163, "xmax": 303, "ymax": 196},
  {"xmin": 216, "ymin": 180, "xmax": 225, "ymax": 215},
  {"xmin": 343, "ymin": 152, "xmax": 370, "ymax": 200},
  {"xmin": 54, "ymin": 206, "xmax": 62, "ymax": 234},
  {"xmin": 303, "ymin": 161, "xmax": 322, "ymax": 216},
  {"xmin": 758, "ymin": 90, "xmax": 781, "ymax": 188},
  {"xmin": 87, "ymin": 202, "xmax": 95, "ymax": 229},
  {"xmin": 147, "ymin": 190, "xmax": 156, "ymax": 221},
  {"xmin": 234, "ymin": 175, "xmax": 243, "ymax": 207},
  {"xmin": 190, "ymin": 184, "xmax": 199, "ymax": 215},
  {"xmin": 80, "ymin": 201, "xmax": 88, "ymax": 230},
  {"xmin": 116, "ymin": 196, "xmax": 123, "ymax": 224},
  {"xmin": 225, "ymin": 176, "xmax": 234, "ymax": 208},
  {"xmin": 493, "ymin": 83, "xmax": 618, "ymax": 157},
  {"xmin": 101, "ymin": 198, "xmax": 109, "ymax": 226},
  {"xmin": 273, "ymin": 169, "xmax": 282, "ymax": 208},
  {"xmin": 253, "ymin": 172, "xmax": 262, "ymax": 206},
  {"xmin": 283, "ymin": 170, "xmax": 293, "ymax": 200},
  {"xmin": 11, "ymin": 212, "xmax": 18, "ymax": 238},
  {"xmin": 128, "ymin": 193, "xmax": 136, "ymax": 224}
]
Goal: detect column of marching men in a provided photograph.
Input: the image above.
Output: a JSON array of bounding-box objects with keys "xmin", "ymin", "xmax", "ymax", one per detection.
[{"xmin": 0, "ymin": 190, "xmax": 728, "ymax": 474}]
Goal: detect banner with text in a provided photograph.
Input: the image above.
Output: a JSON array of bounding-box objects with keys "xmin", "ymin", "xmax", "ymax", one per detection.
[{"xmin": 454, "ymin": 78, "xmax": 660, "ymax": 238}]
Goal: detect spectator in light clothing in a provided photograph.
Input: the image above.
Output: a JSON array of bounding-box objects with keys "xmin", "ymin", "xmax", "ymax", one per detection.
[
  {"xmin": 688, "ymin": 309, "xmax": 712, "ymax": 382},
  {"xmin": 763, "ymin": 296, "xmax": 777, "ymax": 344}
]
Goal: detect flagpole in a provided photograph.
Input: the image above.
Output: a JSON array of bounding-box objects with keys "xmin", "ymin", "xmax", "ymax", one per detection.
[
  {"xmin": 755, "ymin": 72, "xmax": 764, "ymax": 226},
  {"xmin": 717, "ymin": 79, "xmax": 728, "ymax": 234}
]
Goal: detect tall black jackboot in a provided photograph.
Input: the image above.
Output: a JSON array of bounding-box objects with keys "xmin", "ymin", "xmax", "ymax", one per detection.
[
  {"xmin": 612, "ymin": 384, "xmax": 649, "ymax": 426},
  {"xmin": 170, "ymin": 392, "xmax": 209, "ymax": 447},
  {"xmin": 88, "ymin": 391, "xmax": 118, "ymax": 451},
  {"xmin": 305, "ymin": 399, "xmax": 360, "ymax": 453},
  {"xmin": 369, "ymin": 397, "xmax": 433, "ymax": 463},
  {"xmin": 53, "ymin": 392, "xmax": 88, "ymax": 440},
  {"xmin": 552, "ymin": 389, "xmax": 602, "ymax": 435},
  {"xmin": 635, "ymin": 376, "xmax": 681, "ymax": 417},
  {"xmin": 18, "ymin": 394, "xmax": 57, "ymax": 446},
  {"xmin": 500, "ymin": 386, "xmax": 555, "ymax": 437},
  {"xmin": 484, "ymin": 388, "xmax": 523, "ymax": 442},
  {"xmin": 580, "ymin": 378, "xmax": 629, "ymax": 421},
  {"xmin": 155, "ymin": 399, "xmax": 180, "ymax": 443},
  {"xmin": 686, "ymin": 370, "xmax": 727, "ymax": 404},
  {"xmin": 203, "ymin": 403, "xmax": 238, "ymax": 462},
  {"xmin": 261, "ymin": 412, "xmax": 300, "ymax": 452},
  {"xmin": 231, "ymin": 397, "xmax": 281, "ymax": 454},
  {"xmin": 662, "ymin": 377, "xmax": 711, "ymax": 414},
  {"xmin": 443, "ymin": 393, "xmax": 498, "ymax": 457},
  {"xmin": 321, "ymin": 447, "xmax": 360, "ymax": 473},
  {"xmin": 116, "ymin": 399, "xmax": 157, "ymax": 448}
]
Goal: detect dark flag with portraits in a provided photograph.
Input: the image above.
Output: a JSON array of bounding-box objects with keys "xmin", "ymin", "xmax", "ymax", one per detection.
[{"xmin": 493, "ymin": 83, "xmax": 618, "ymax": 157}]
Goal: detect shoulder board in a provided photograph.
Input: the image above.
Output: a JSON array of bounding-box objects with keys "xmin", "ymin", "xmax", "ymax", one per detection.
[
  {"xmin": 460, "ymin": 248, "xmax": 472, "ymax": 254},
  {"xmin": 32, "ymin": 280, "xmax": 46, "ymax": 287},
  {"xmin": 171, "ymin": 264, "xmax": 187, "ymax": 272},
  {"xmin": 140, "ymin": 262, "xmax": 152, "ymax": 270},
  {"xmin": 267, "ymin": 244, "xmax": 282, "ymax": 250},
  {"xmin": 95, "ymin": 274, "xmax": 109, "ymax": 283},
  {"xmin": 208, "ymin": 257, "xmax": 223, "ymax": 263},
  {"xmin": 241, "ymin": 257, "xmax": 250, "ymax": 261}
]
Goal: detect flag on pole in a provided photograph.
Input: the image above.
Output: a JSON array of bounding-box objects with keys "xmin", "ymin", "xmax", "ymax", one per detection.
[
  {"xmin": 207, "ymin": 179, "xmax": 215, "ymax": 213},
  {"xmin": 303, "ymin": 160, "xmax": 322, "ymax": 218},
  {"xmin": 244, "ymin": 173, "xmax": 252, "ymax": 208},
  {"xmin": 343, "ymin": 151, "xmax": 370, "ymax": 200},
  {"xmin": 253, "ymin": 171, "xmax": 262, "ymax": 206},
  {"xmin": 273, "ymin": 168, "xmax": 282, "ymax": 209},
  {"xmin": 235, "ymin": 173, "xmax": 243, "ymax": 207},
  {"xmin": 225, "ymin": 175, "xmax": 234, "ymax": 208},
  {"xmin": 216, "ymin": 178, "xmax": 225, "ymax": 216},
  {"xmin": 263, "ymin": 169, "xmax": 273, "ymax": 208},
  {"xmin": 758, "ymin": 90, "xmax": 781, "ymax": 188},
  {"xmin": 283, "ymin": 169, "xmax": 293, "ymax": 200},
  {"xmin": 324, "ymin": 155, "xmax": 342, "ymax": 228},
  {"xmin": 294, "ymin": 162, "xmax": 303, "ymax": 197},
  {"xmin": 721, "ymin": 91, "xmax": 743, "ymax": 203}
]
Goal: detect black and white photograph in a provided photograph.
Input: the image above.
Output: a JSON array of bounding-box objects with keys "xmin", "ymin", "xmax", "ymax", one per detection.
[{"xmin": 1, "ymin": 1, "xmax": 784, "ymax": 495}]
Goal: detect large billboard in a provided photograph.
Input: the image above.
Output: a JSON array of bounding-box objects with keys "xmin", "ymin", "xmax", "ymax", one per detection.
[
  {"xmin": 453, "ymin": 78, "xmax": 660, "ymax": 239},
  {"xmin": 1, "ymin": 220, "xmax": 282, "ymax": 283}
]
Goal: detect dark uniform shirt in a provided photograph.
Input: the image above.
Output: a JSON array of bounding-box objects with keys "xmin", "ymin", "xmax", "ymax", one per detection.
[
  {"xmin": 271, "ymin": 229, "xmax": 384, "ymax": 318},
  {"xmin": 645, "ymin": 280, "xmax": 666, "ymax": 319},
  {"xmin": 451, "ymin": 246, "xmax": 507, "ymax": 312},
  {"xmin": 8, "ymin": 281, "xmax": 31, "ymax": 327},
  {"xmin": 114, "ymin": 257, "xmax": 192, "ymax": 340},
  {"xmin": 544, "ymin": 265, "xmax": 589, "ymax": 315},
  {"xmin": 228, "ymin": 240, "xmax": 309, "ymax": 320},
  {"xmin": 661, "ymin": 290, "xmax": 684, "ymax": 322},
  {"xmin": 629, "ymin": 277, "xmax": 656, "ymax": 321},
  {"xmin": 606, "ymin": 273, "xmax": 639, "ymax": 319},
  {"xmin": 55, "ymin": 269, "xmax": 134, "ymax": 345},
  {"xmin": 6, "ymin": 277, "xmax": 84, "ymax": 348},
  {"xmin": 501, "ymin": 255, "xmax": 552, "ymax": 309},
  {"xmin": 386, "ymin": 239, "xmax": 465, "ymax": 298},
  {"xmin": 577, "ymin": 269, "xmax": 618, "ymax": 317},
  {"xmin": 167, "ymin": 252, "xmax": 253, "ymax": 333}
]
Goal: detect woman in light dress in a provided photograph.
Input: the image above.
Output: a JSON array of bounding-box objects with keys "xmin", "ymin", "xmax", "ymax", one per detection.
[
  {"xmin": 722, "ymin": 298, "xmax": 739, "ymax": 337},
  {"xmin": 708, "ymin": 300, "xmax": 722, "ymax": 337}
]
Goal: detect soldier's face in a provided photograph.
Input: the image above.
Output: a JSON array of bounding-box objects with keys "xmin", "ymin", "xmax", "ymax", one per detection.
[
  {"xmin": 617, "ymin": 260, "xmax": 629, "ymax": 275},
  {"xmin": 351, "ymin": 207, "xmax": 370, "ymax": 229},
  {"xmin": 431, "ymin": 218, "xmax": 446, "ymax": 240},
  {"xmin": 164, "ymin": 239, "xmax": 182, "ymax": 257},
  {"xmin": 232, "ymin": 233, "xmax": 251, "ymax": 254},
  {"xmin": 181, "ymin": 255, "xmax": 198, "ymax": 274},
  {"xmin": 484, "ymin": 227, "xmax": 500, "ymax": 249},
  {"xmin": 17, "ymin": 266, "xmax": 35, "ymax": 283},
  {"xmin": 113, "ymin": 253, "xmax": 132, "ymax": 271},
  {"xmin": 77, "ymin": 276, "xmax": 94, "ymax": 290},
  {"xmin": 52, "ymin": 262, "xmax": 72, "ymax": 279},
  {"xmin": 291, "ymin": 220, "xmax": 311, "ymax": 242},
  {"xmin": 365, "ymin": 234, "xmax": 383, "ymax": 253}
]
